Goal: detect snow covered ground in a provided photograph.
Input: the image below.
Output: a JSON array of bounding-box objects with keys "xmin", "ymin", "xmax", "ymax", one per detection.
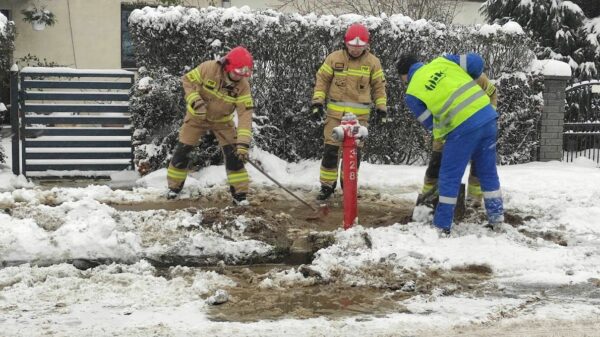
[{"xmin": 1, "ymin": 137, "xmax": 600, "ymax": 336}]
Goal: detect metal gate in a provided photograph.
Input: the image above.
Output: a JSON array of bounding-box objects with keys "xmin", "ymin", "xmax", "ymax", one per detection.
[
  {"xmin": 10, "ymin": 67, "xmax": 135, "ymax": 177},
  {"xmin": 564, "ymin": 80, "xmax": 600, "ymax": 163}
]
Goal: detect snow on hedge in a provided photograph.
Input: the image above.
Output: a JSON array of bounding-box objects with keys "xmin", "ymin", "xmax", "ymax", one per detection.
[
  {"xmin": 0, "ymin": 11, "xmax": 15, "ymax": 164},
  {"xmin": 128, "ymin": 6, "xmax": 541, "ymax": 174},
  {"xmin": 0, "ymin": 12, "xmax": 7, "ymax": 35}
]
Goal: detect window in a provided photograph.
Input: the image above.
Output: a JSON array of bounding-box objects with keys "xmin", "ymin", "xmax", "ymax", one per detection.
[
  {"xmin": 0, "ymin": 9, "xmax": 10, "ymax": 20},
  {"xmin": 121, "ymin": 5, "xmax": 136, "ymax": 69}
]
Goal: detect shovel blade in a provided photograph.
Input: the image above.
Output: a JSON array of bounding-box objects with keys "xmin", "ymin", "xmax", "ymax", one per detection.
[{"xmin": 305, "ymin": 203, "xmax": 330, "ymax": 220}]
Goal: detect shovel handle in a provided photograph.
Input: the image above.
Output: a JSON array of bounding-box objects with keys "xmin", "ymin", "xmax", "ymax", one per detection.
[
  {"xmin": 246, "ymin": 158, "xmax": 318, "ymax": 212},
  {"xmin": 211, "ymin": 128, "xmax": 319, "ymax": 213}
]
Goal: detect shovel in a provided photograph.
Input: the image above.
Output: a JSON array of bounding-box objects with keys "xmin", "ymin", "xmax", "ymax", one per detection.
[
  {"xmin": 246, "ymin": 158, "xmax": 329, "ymax": 220},
  {"xmin": 212, "ymin": 129, "xmax": 328, "ymax": 219}
]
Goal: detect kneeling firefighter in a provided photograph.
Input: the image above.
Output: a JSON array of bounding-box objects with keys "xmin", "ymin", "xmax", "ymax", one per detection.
[{"xmin": 166, "ymin": 46, "xmax": 255, "ymax": 205}]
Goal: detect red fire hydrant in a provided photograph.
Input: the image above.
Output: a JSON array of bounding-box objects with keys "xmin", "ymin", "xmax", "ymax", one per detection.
[{"xmin": 332, "ymin": 113, "xmax": 368, "ymax": 230}]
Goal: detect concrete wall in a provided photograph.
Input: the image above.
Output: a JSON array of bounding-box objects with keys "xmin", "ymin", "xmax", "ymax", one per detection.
[{"xmin": 0, "ymin": 0, "xmax": 121, "ymax": 68}]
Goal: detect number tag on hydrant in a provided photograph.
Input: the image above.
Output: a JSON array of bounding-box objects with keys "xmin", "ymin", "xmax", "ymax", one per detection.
[{"xmin": 330, "ymin": 114, "xmax": 367, "ymax": 230}]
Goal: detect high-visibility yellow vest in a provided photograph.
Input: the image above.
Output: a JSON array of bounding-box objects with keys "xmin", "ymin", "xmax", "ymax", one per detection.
[{"xmin": 406, "ymin": 57, "xmax": 490, "ymax": 139}]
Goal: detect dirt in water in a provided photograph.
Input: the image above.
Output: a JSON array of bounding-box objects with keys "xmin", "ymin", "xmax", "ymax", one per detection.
[
  {"xmin": 13, "ymin": 184, "xmax": 561, "ymax": 324},
  {"xmin": 112, "ymin": 186, "xmax": 415, "ymax": 233},
  {"xmin": 171, "ymin": 262, "xmax": 495, "ymax": 322}
]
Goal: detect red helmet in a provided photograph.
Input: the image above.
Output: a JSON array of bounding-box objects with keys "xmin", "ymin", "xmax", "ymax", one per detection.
[
  {"xmin": 224, "ymin": 46, "xmax": 253, "ymax": 77},
  {"xmin": 344, "ymin": 23, "xmax": 369, "ymax": 46}
]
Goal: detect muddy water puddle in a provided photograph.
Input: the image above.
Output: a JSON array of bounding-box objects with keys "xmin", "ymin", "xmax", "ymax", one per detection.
[
  {"xmin": 210, "ymin": 265, "xmax": 493, "ymax": 322},
  {"xmin": 210, "ymin": 284, "xmax": 402, "ymax": 321},
  {"xmin": 112, "ymin": 191, "xmax": 414, "ymax": 232},
  {"xmin": 157, "ymin": 262, "xmax": 494, "ymax": 322}
]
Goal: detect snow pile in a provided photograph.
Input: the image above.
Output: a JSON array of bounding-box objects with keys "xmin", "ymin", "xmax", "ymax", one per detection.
[
  {"xmin": 309, "ymin": 160, "xmax": 600, "ymax": 288},
  {"xmin": 0, "ymin": 199, "xmax": 141, "ymax": 262},
  {"xmin": 530, "ymin": 59, "xmax": 572, "ymax": 77},
  {"xmin": 0, "ymin": 153, "xmax": 600, "ymax": 334},
  {"xmin": 0, "ymin": 168, "xmax": 35, "ymax": 193},
  {"xmin": 477, "ymin": 21, "xmax": 525, "ymax": 36}
]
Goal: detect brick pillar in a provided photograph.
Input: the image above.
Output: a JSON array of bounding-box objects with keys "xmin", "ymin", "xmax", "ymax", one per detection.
[{"xmin": 539, "ymin": 75, "xmax": 570, "ymax": 162}]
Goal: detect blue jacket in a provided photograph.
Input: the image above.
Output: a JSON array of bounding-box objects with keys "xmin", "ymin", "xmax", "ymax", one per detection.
[{"xmin": 405, "ymin": 53, "xmax": 497, "ymax": 136}]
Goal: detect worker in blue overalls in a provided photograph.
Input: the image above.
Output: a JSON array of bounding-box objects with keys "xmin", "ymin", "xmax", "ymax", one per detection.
[{"xmin": 397, "ymin": 52, "xmax": 504, "ymax": 235}]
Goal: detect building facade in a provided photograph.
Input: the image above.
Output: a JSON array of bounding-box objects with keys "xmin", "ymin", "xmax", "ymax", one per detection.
[{"xmin": 0, "ymin": 0, "xmax": 485, "ymax": 70}]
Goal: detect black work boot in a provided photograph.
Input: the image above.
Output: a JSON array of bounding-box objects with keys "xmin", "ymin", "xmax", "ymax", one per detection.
[
  {"xmin": 316, "ymin": 185, "xmax": 334, "ymax": 201},
  {"xmin": 166, "ymin": 188, "xmax": 182, "ymax": 200},
  {"xmin": 232, "ymin": 192, "xmax": 248, "ymax": 206}
]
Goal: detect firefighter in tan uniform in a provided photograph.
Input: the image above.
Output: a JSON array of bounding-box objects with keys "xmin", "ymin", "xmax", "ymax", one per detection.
[
  {"xmin": 311, "ymin": 23, "xmax": 387, "ymax": 201},
  {"xmin": 166, "ymin": 46, "xmax": 255, "ymax": 205}
]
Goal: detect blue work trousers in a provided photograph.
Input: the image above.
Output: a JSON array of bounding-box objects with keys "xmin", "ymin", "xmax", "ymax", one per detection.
[{"xmin": 434, "ymin": 119, "xmax": 504, "ymax": 230}]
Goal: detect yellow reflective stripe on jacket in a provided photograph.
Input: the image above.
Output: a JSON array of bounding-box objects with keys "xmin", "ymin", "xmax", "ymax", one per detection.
[
  {"xmin": 319, "ymin": 63, "xmax": 333, "ymax": 75},
  {"xmin": 237, "ymin": 94, "xmax": 254, "ymax": 108},
  {"xmin": 202, "ymin": 85, "xmax": 253, "ymax": 107},
  {"xmin": 313, "ymin": 90, "xmax": 326, "ymax": 99},
  {"xmin": 203, "ymin": 86, "xmax": 237, "ymax": 104},
  {"xmin": 237, "ymin": 128, "xmax": 252, "ymax": 137},
  {"xmin": 346, "ymin": 68, "xmax": 370, "ymax": 76},
  {"xmin": 167, "ymin": 167, "xmax": 188, "ymax": 180},
  {"xmin": 334, "ymin": 68, "xmax": 371, "ymax": 77},
  {"xmin": 186, "ymin": 105, "xmax": 233, "ymax": 122},
  {"xmin": 371, "ymin": 69, "xmax": 385, "ymax": 81},
  {"xmin": 484, "ymin": 82, "xmax": 496, "ymax": 96},
  {"xmin": 375, "ymin": 97, "xmax": 387, "ymax": 106},
  {"xmin": 327, "ymin": 102, "xmax": 371, "ymax": 115},
  {"xmin": 186, "ymin": 68, "xmax": 202, "ymax": 83},
  {"xmin": 227, "ymin": 171, "xmax": 249, "ymax": 184},
  {"xmin": 209, "ymin": 114, "xmax": 234, "ymax": 123},
  {"xmin": 185, "ymin": 92, "xmax": 200, "ymax": 105},
  {"xmin": 187, "ymin": 104, "xmax": 202, "ymax": 116}
]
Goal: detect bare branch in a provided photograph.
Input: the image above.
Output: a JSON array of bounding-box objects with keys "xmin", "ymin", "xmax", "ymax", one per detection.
[{"xmin": 273, "ymin": 0, "xmax": 460, "ymax": 24}]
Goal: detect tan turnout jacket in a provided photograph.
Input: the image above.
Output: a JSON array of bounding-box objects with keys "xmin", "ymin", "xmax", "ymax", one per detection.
[
  {"xmin": 182, "ymin": 59, "xmax": 254, "ymax": 145},
  {"xmin": 312, "ymin": 49, "xmax": 387, "ymax": 119}
]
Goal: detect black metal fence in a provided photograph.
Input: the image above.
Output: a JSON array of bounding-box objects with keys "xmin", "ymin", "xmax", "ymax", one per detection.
[
  {"xmin": 10, "ymin": 67, "xmax": 135, "ymax": 176},
  {"xmin": 564, "ymin": 80, "xmax": 600, "ymax": 163}
]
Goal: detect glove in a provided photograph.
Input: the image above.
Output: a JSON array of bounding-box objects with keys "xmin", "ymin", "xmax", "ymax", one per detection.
[
  {"xmin": 372, "ymin": 108, "xmax": 387, "ymax": 125},
  {"xmin": 236, "ymin": 144, "xmax": 249, "ymax": 163},
  {"xmin": 310, "ymin": 103, "xmax": 324, "ymax": 121}
]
